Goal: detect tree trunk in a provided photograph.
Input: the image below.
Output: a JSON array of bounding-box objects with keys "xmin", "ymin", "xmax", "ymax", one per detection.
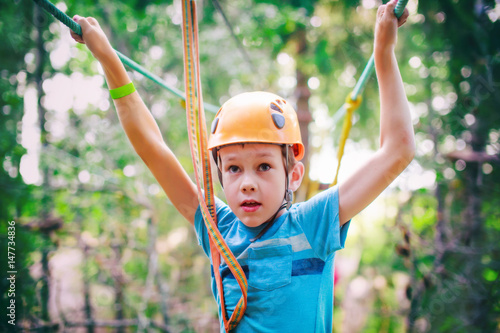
[
  {"xmin": 112, "ymin": 243, "xmax": 126, "ymax": 333},
  {"xmin": 461, "ymin": 116, "xmax": 488, "ymax": 330},
  {"xmin": 83, "ymin": 243, "xmax": 95, "ymax": 333},
  {"xmin": 294, "ymin": 26, "xmax": 312, "ymax": 203},
  {"xmin": 34, "ymin": 4, "xmax": 51, "ymax": 330}
]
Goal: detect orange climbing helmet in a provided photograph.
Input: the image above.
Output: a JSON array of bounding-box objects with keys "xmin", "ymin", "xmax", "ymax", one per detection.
[{"xmin": 208, "ymin": 91, "xmax": 305, "ymax": 161}]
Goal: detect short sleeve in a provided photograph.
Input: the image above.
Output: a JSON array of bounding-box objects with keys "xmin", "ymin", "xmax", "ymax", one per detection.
[
  {"xmin": 292, "ymin": 186, "xmax": 349, "ymax": 261},
  {"xmin": 194, "ymin": 197, "xmax": 234, "ymax": 258}
]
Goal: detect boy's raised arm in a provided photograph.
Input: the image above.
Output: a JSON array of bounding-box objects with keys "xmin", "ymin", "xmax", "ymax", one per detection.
[
  {"xmin": 338, "ymin": 0, "xmax": 415, "ymax": 225},
  {"xmin": 71, "ymin": 16, "xmax": 198, "ymax": 224}
]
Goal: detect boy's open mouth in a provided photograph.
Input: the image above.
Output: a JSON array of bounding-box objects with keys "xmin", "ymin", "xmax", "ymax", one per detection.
[{"xmin": 241, "ymin": 200, "xmax": 262, "ymax": 212}]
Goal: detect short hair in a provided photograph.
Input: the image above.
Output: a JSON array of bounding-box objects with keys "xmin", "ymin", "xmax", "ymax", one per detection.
[{"xmin": 282, "ymin": 145, "xmax": 297, "ymax": 173}]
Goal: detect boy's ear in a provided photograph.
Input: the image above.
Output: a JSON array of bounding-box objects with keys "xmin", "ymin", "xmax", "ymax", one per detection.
[{"xmin": 289, "ymin": 162, "xmax": 305, "ymax": 192}]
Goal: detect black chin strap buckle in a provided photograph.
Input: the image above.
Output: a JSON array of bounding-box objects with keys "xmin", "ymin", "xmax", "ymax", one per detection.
[
  {"xmin": 284, "ymin": 145, "xmax": 293, "ymax": 211},
  {"xmin": 285, "ymin": 189, "xmax": 293, "ymax": 210}
]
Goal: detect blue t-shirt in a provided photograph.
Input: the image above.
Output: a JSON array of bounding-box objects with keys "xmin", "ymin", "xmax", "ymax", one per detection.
[{"xmin": 194, "ymin": 186, "xmax": 349, "ymax": 332}]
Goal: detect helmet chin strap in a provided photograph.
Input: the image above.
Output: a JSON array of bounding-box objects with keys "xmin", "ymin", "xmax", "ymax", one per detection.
[
  {"xmin": 250, "ymin": 144, "xmax": 292, "ymax": 242},
  {"xmin": 284, "ymin": 144, "xmax": 293, "ymax": 210}
]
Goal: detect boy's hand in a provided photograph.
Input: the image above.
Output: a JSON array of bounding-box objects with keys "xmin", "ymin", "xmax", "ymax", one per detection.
[
  {"xmin": 374, "ymin": 0, "xmax": 409, "ymax": 54},
  {"xmin": 70, "ymin": 15, "xmax": 114, "ymax": 63}
]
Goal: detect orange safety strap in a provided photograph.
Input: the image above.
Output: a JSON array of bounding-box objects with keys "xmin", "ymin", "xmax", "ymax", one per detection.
[
  {"xmin": 331, "ymin": 94, "xmax": 362, "ymax": 187},
  {"xmin": 180, "ymin": 1, "xmax": 248, "ymax": 331}
]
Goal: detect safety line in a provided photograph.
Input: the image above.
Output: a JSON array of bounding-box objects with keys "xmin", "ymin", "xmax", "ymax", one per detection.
[{"xmin": 211, "ymin": 0, "xmax": 256, "ymax": 72}]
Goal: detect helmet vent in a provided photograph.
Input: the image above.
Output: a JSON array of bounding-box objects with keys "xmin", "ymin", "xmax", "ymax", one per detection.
[
  {"xmin": 272, "ymin": 113, "xmax": 285, "ymax": 129},
  {"xmin": 270, "ymin": 101, "xmax": 284, "ymax": 113},
  {"xmin": 211, "ymin": 117, "xmax": 219, "ymax": 134}
]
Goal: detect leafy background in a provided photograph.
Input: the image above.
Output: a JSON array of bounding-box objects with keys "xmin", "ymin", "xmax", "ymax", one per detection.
[{"xmin": 0, "ymin": 0, "xmax": 499, "ymax": 332}]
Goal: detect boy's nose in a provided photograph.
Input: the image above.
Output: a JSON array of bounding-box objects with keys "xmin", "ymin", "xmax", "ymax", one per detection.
[{"xmin": 240, "ymin": 175, "xmax": 257, "ymax": 192}]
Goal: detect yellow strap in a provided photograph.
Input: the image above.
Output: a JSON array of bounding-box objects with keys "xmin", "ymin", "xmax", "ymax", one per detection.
[
  {"xmin": 331, "ymin": 93, "xmax": 362, "ymax": 187},
  {"xmin": 180, "ymin": 1, "xmax": 247, "ymax": 331}
]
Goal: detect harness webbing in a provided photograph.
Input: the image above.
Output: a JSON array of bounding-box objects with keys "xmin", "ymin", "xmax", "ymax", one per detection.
[
  {"xmin": 330, "ymin": 0, "xmax": 409, "ymax": 187},
  {"xmin": 180, "ymin": 1, "xmax": 247, "ymax": 331}
]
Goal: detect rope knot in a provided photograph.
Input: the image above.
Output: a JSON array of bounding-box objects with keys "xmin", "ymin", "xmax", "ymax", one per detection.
[{"xmin": 345, "ymin": 93, "xmax": 362, "ymax": 113}]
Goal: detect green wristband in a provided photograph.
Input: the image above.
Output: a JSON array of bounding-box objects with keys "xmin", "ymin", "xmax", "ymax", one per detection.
[{"xmin": 110, "ymin": 82, "xmax": 136, "ymax": 99}]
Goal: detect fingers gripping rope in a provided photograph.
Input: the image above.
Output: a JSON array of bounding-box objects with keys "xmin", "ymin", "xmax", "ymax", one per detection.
[
  {"xmin": 330, "ymin": 0, "xmax": 409, "ymax": 188},
  {"xmin": 32, "ymin": 0, "xmax": 219, "ymax": 113}
]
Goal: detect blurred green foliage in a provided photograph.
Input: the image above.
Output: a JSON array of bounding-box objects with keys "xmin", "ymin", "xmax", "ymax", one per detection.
[{"xmin": 0, "ymin": 0, "xmax": 498, "ymax": 332}]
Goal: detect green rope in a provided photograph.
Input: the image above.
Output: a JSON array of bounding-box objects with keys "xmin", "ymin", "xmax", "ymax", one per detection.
[
  {"xmin": 32, "ymin": 0, "xmax": 219, "ymax": 113},
  {"xmin": 351, "ymin": 54, "xmax": 375, "ymax": 101},
  {"xmin": 333, "ymin": 0, "xmax": 409, "ymax": 121}
]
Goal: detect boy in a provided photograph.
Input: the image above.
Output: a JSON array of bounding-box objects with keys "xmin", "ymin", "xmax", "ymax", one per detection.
[{"xmin": 71, "ymin": 0, "xmax": 413, "ymax": 331}]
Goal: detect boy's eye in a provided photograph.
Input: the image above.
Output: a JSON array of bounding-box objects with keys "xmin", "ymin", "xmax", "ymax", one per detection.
[
  {"xmin": 228, "ymin": 165, "xmax": 240, "ymax": 173},
  {"xmin": 259, "ymin": 163, "xmax": 271, "ymax": 172}
]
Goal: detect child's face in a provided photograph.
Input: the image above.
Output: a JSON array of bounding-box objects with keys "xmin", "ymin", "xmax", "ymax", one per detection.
[{"xmin": 219, "ymin": 143, "xmax": 287, "ymax": 228}]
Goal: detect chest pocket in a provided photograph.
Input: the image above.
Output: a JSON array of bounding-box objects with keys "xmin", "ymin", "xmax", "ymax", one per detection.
[{"xmin": 248, "ymin": 244, "xmax": 292, "ymax": 291}]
